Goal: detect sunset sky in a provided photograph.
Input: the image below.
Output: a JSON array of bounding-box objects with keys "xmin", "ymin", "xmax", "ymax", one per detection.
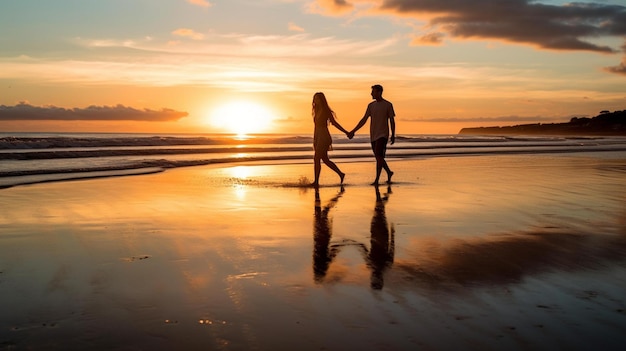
[{"xmin": 1, "ymin": 0, "xmax": 625, "ymax": 135}]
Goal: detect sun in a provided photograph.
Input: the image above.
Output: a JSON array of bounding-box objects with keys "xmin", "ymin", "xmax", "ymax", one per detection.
[{"xmin": 208, "ymin": 100, "xmax": 276, "ymax": 136}]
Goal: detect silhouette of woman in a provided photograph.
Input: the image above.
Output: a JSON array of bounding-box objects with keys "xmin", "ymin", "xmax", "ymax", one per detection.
[
  {"xmin": 312, "ymin": 92, "xmax": 350, "ymax": 187},
  {"xmin": 312, "ymin": 187, "xmax": 344, "ymax": 283}
]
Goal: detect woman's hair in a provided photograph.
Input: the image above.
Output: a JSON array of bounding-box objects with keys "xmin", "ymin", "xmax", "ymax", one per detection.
[{"xmin": 312, "ymin": 92, "xmax": 336, "ymax": 121}]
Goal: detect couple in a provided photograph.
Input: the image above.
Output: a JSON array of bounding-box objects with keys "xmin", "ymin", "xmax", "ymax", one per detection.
[{"xmin": 312, "ymin": 84, "xmax": 396, "ymax": 187}]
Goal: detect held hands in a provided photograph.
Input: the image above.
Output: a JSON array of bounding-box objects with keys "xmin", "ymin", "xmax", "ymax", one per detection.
[{"xmin": 345, "ymin": 131, "xmax": 392, "ymax": 143}]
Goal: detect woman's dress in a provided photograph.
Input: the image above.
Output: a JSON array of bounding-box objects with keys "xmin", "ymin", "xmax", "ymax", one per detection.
[{"xmin": 313, "ymin": 111, "xmax": 333, "ymax": 153}]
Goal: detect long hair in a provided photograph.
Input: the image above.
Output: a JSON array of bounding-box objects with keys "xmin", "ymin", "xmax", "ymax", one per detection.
[{"xmin": 312, "ymin": 92, "xmax": 336, "ymax": 122}]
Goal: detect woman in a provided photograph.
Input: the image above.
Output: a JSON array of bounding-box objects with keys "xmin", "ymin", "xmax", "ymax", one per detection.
[{"xmin": 312, "ymin": 92, "xmax": 350, "ymax": 187}]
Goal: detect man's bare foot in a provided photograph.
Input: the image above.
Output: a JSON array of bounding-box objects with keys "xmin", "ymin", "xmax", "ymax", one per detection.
[
  {"xmin": 370, "ymin": 181, "xmax": 380, "ymax": 186},
  {"xmin": 339, "ymin": 172, "xmax": 345, "ymax": 184},
  {"xmin": 311, "ymin": 182, "xmax": 319, "ymax": 188}
]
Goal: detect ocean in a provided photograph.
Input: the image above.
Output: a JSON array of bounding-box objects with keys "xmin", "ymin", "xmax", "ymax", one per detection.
[{"xmin": 2, "ymin": 132, "xmax": 626, "ymax": 189}]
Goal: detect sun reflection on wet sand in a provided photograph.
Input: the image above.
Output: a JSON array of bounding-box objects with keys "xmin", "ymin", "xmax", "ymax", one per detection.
[{"xmin": 0, "ymin": 154, "xmax": 625, "ymax": 349}]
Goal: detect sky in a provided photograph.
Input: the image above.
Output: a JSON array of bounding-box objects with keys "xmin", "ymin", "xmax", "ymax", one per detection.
[{"xmin": 0, "ymin": 0, "xmax": 625, "ymax": 135}]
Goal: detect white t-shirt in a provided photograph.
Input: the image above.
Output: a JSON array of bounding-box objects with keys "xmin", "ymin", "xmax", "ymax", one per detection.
[{"xmin": 365, "ymin": 99, "xmax": 395, "ymax": 141}]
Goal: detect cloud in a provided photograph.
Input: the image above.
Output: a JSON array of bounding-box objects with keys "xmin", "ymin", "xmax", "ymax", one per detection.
[
  {"xmin": 410, "ymin": 32, "xmax": 445, "ymax": 46},
  {"xmin": 604, "ymin": 59, "xmax": 626, "ymax": 75},
  {"xmin": 334, "ymin": 0, "xmax": 626, "ymax": 53},
  {"xmin": 604, "ymin": 42, "xmax": 626, "ymax": 75},
  {"xmin": 0, "ymin": 33, "xmax": 404, "ymax": 91},
  {"xmin": 172, "ymin": 28, "xmax": 205, "ymax": 40},
  {"xmin": 405, "ymin": 115, "xmax": 568, "ymax": 123},
  {"xmin": 0, "ymin": 102, "xmax": 188, "ymax": 121},
  {"xmin": 186, "ymin": 0, "xmax": 212, "ymax": 8},
  {"xmin": 307, "ymin": 0, "xmax": 355, "ymax": 16},
  {"xmin": 288, "ymin": 22, "xmax": 305, "ymax": 32}
]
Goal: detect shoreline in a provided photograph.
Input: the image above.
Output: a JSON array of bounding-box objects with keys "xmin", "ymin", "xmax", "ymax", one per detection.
[{"xmin": 3, "ymin": 148, "xmax": 626, "ymax": 191}]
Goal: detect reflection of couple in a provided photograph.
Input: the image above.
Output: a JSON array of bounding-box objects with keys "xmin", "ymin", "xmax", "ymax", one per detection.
[
  {"xmin": 312, "ymin": 185, "xmax": 395, "ymax": 289},
  {"xmin": 311, "ymin": 84, "xmax": 396, "ymax": 187}
]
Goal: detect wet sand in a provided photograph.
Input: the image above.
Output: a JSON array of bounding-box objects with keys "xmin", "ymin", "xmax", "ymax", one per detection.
[{"xmin": 1, "ymin": 153, "xmax": 626, "ymax": 350}]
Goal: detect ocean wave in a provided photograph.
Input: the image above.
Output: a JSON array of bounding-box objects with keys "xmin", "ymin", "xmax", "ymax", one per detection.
[
  {"xmin": 0, "ymin": 134, "xmax": 319, "ymax": 150},
  {"xmin": 1, "ymin": 133, "xmax": 612, "ymax": 150},
  {"xmin": 0, "ymin": 141, "xmax": 620, "ymax": 161},
  {"xmin": 1, "ymin": 133, "xmax": 625, "ymax": 189}
]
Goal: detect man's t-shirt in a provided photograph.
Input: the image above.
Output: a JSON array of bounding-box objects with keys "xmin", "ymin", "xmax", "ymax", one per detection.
[{"xmin": 365, "ymin": 99, "xmax": 395, "ymax": 141}]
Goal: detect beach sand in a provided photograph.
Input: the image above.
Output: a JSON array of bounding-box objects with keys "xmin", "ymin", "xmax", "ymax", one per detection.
[{"xmin": 1, "ymin": 153, "xmax": 626, "ymax": 350}]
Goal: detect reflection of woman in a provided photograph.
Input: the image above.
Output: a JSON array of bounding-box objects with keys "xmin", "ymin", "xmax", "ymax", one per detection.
[
  {"xmin": 312, "ymin": 92, "xmax": 350, "ymax": 187},
  {"xmin": 367, "ymin": 185, "xmax": 395, "ymax": 290},
  {"xmin": 312, "ymin": 187, "xmax": 344, "ymax": 283}
]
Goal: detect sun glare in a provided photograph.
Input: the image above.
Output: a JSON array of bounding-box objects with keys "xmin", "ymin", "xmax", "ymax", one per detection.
[{"xmin": 209, "ymin": 100, "xmax": 276, "ymax": 136}]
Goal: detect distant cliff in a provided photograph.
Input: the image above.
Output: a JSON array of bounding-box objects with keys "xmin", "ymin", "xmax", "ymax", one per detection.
[{"xmin": 459, "ymin": 110, "xmax": 626, "ymax": 136}]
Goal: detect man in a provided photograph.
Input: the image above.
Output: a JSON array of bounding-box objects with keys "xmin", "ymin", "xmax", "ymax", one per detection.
[{"xmin": 348, "ymin": 84, "xmax": 396, "ymax": 185}]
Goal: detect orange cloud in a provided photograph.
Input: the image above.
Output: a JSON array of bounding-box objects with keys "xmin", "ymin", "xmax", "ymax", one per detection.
[
  {"xmin": 410, "ymin": 32, "xmax": 444, "ymax": 46},
  {"xmin": 308, "ymin": 0, "xmax": 354, "ymax": 16},
  {"xmin": 172, "ymin": 28, "xmax": 205, "ymax": 40},
  {"xmin": 409, "ymin": 115, "xmax": 567, "ymax": 123},
  {"xmin": 288, "ymin": 22, "xmax": 305, "ymax": 32},
  {"xmin": 186, "ymin": 0, "xmax": 212, "ymax": 8}
]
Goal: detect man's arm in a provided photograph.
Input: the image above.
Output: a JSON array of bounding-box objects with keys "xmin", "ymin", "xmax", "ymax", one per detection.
[
  {"xmin": 348, "ymin": 109, "xmax": 370, "ymax": 139},
  {"xmin": 351, "ymin": 115, "xmax": 368, "ymax": 134},
  {"xmin": 347, "ymin": 117, "xmax": 367, "ymax": 139}
]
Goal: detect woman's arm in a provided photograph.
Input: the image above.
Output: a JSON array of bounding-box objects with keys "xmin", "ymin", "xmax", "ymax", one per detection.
[{"xmin": 330, "ymin": 117, "xmax": 349, "ymax": 134}]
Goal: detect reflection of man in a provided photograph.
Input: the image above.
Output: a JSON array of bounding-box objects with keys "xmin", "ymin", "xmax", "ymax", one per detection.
[
  {"xmin": 312, "ymin": 187, "xmax": 344, "ymax": 283},
  {"xmin": 348, "ymin": 84, "xmax": 396, "ymax": 185},
  {"xmin": 367, "ymin": 185, "xmax": 395, "ymax": 290}
]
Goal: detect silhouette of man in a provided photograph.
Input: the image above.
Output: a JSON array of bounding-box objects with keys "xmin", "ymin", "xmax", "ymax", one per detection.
[{"xmin": 348, "ymin": 84, "xmax": 396, "ymax": 185}]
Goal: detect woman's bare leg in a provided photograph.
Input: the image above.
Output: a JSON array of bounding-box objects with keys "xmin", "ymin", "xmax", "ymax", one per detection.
[
  {"xmin": 313, "ymin": 155, "xmax": 322, "ymax": 187},
  {"xmin": 321, "ymin": 155, "xmax": 345, "ymax": 184}
]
